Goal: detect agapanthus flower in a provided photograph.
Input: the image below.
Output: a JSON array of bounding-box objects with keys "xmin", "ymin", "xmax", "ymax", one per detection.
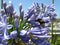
[
  {"xmin": 42, "ymin": 17, "xmax": 50, "ymax": 23},
  {"xmin": 10, "ymin": 30, "xmax": 17, "ymax": 39},
  {"xmin": 29, "ymin": 27, "xmax": 41, "ymax": 35},
  {"xmin": 28, "ymin": 14, "xmax": 40, "ymax": 27},
  {"xmin": 0, "ymin": 12, "xmax": 12, "ymax": 40},
  {"xmin": 26, "ymin": 5, "xmax": 35, "ymax": 19},
  {"xmin": 20, "ymin": 30, "xmax": 30, "ymax": 43},
  {"xmin": 49, "ymin": 11, "xmax": 57, "ymax": 19},
  {"xmin": 0, "ymin": 21, "xmax": 12, "ymax": 44},
  {"xmin": 46, "ymin": 4, "xmax": 55, "ymax": 12},
  {"xmin": 40, "ymin": 27, "xmax": 50, "ymax": 35},
  {"xmin": 35, "ymin": 3, "xmax": 41, "ymax": 15},
  {"xmin": 31, "ymin": 38, "xmax": 44, "ymax": 45},
  {"xmin": 29, "ymin": 27, "xmax": 49, "ymax": 36},
  {"xmin": 20, "ymin": 30, "xmax": 27, "ymax": 36}
]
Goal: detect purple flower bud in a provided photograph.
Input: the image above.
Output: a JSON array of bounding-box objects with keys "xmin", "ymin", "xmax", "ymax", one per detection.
[
  {"xmin": 10, "ymin": 30, "xmax": 17, "ymax": 39},
  {"xmin": 6, "ymin": 1, "xmax": 14, "ymax": 15},
  {"xmin": 6, "ymin": 5, "xmax": 10, "ymax": 14},
  {"xmin": 3, "ymin": 1, "xmax": 7, "ymax": 14},
  {"xmin": 0, "ymin": 9, "xmax": 5, "ymax": 15},
  {"xmin": 19, "ymin": 3, "xmax": 22, "ymax": 12},
  {"xmin": 20, "ymin": 9, "xmax": 24, "ymax": 20},
  {"xmin": 14, "ymin": 14, "xmax": 19, "ymax": 30},
  {"xmin": 3, "ymin": 1, "xmax": 7, "ymax": 9}
]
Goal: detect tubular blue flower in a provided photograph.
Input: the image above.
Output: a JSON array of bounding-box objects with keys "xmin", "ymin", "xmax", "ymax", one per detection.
[
  {"xmin": 28, "ymin": 14, "xmax": 37, "ymax": 21},
  {"xmin": 29, "ymin": 27, "xmax": 50, "ymax": 36},
  {"xmin": 36, "ymin": 14, "xmax": 43, "ymax": 20},
  {"xmin": 47, "ymin": 11, "xmax": 57, "ymax": 20},
  {"xmin": 35, "ymin": 3, "xmax": 41, "ymax": 15},
  {"xmin": 27, "ymin": 15, "xmax": 40, "ymax": 27},
  {"xmin": 41, "ymin": 28, "xmax": 49, "ymax": 35},
  {"xmin": 29, "ymin": 27, "xmax": 41, "ymax": 35},
  {"xmin": 10, "ymin": 30, "xmax": 17, "ymax": 39},
  {"xmin": 20, "ymin": 30, "xmax": 27, "ymax": 36},
  {"xmin": 26, "ymin": 4, "xmax": 35, "ymax": 19},
  {"xmin": 33, "ymin": 35, "xmax": 51, "ymax": 39},
  {"xmin": 50, "ymin": 11, "xmax": 57, "ymax": 19},
  {"xmin": 31, "ymin": 38, "xmax": 44, "ymax": 45},
  {"xmin": 42, "ymin": 17, "xmax": 50, "ymax": 23},
  {"xmin": 30, "ymin": 27, "xmax": 41, "ymax": 32},
  {"xmin": 46, "ymin": 4, "xmax": 55, "ymax": 12},
  {"xmin": 20, "ymin": 30, "xmax": 30, "ymax": 43}
]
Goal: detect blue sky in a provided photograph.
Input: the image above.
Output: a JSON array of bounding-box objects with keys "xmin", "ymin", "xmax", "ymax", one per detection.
[{"xmin": 4, "ymin": 0, "xmax": 60, "ymax": 18}]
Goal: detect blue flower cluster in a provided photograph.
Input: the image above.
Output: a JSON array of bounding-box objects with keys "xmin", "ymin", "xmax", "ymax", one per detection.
[
  {"xmin": 0, "ymin": 1, "xmax": 57, "ymax": 45},
  {"xmin": 20, "ymin": 3, "xmax": 57, "ymax": 45}
]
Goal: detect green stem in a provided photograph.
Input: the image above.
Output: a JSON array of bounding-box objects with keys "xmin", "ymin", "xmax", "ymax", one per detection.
[
  {"xmin": 52, "ymin": 0, "xmax": 54, "ymax": 4},
  {"xmin": 1, "ymin": 0, "xmax": 3, "ymax": 9},
  {"xmin": 51, "ymin": 0, "xmax": 54, "ymax": 43},
  {"xmin": 51, "ymin": 20, "xmax": 54, "ymax": 43}
]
